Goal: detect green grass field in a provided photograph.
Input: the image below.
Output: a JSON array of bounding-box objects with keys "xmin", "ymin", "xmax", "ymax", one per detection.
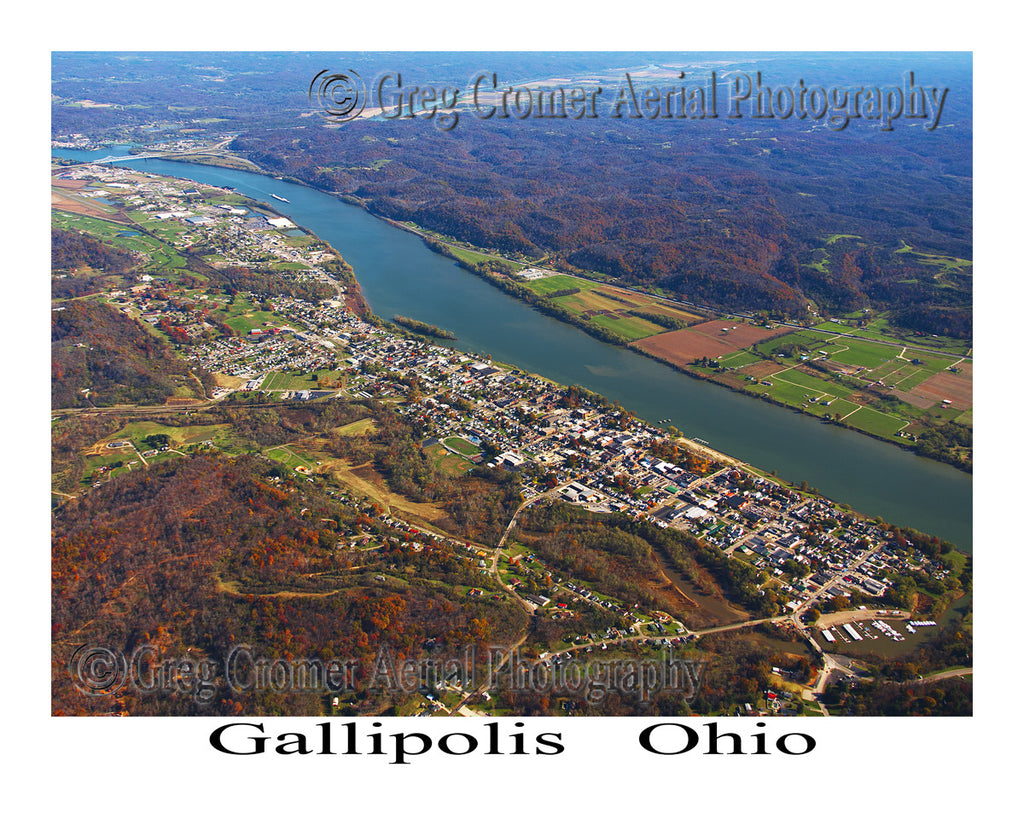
[
  {"xmin": 815, "ymin": 314, "xmax": 973, "ymax": 357},
  {"xmin": 265, "ymin": 445, "xmax": 316, "ymax": 471},
  {"xmin": 209, "ymin": 295, "xmax": 299, "ymax": 336},
  {"xmin": 720, "ymin": 350, "xmax": 764, "ymax": 368},
  {"xmin": 523, "ymin": 274, "xmax": 600, "ymax": 295},
  {"xmin": 334, "ymin": 418, "xmax": 376, "ymax": 437},
  {"xmin": 443, "ymin": 436, "xmax": 482, "ymax": 457},
  {"xmin": 823, "ymin": 338, "xmax": 895, "ymax": 370},
  {"xmin": 754, "ymin": 330, "xmax": 829, "ymax": 357},
  {"xmin": 522, "ymin": 276, "xmax": 669, "ymax": 340},
  {"xmin": 260, "ymin": 369, "xmax": 340, "ymax": 391},
  {"xmin": 771, "ymin": 367, "xmax": 855, "ymax": 399},
  {"xmin": 100, "ymin": 421, "xmax": 231, "ymax": 450},
  {"xmin": 442, "ymin": 243, "xmax": 527, "ymax": 271},
  {"xmin": 424, "ymin": 443, "xmax": 474, "ymax": 476},
  {"xmin": 841, "ymin": 407, "xmax": 908, "ymax": 437},
  {"xmin": 53, "ymin": 210, "xmax": 189, "ymax": 272},
  {"xmin": 586, "ymin": 311, "xmax": 664, "ymax": 341}
]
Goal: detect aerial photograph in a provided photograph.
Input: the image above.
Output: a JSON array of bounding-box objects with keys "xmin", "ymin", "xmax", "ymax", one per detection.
[{"xmin": 50, "ymin": 50, "xmax": 973, "ymax": 723}]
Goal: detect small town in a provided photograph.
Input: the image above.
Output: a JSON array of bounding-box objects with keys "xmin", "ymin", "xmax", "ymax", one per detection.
[{"xmin": 53, "ymin": 160, "xmax": 966, "ymax": 715}]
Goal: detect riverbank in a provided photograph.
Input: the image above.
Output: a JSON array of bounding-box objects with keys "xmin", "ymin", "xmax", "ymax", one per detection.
[
  {"xmin": 52, "ymin": 146, "xmax": 972, "ymax": 549},
  {"xmin": 163, "ymin": 149, "xmax": 972, "ymax": 476},
  {"xmin": 411, "ymin": 232, "xmax": 971, "ymax": 475}
]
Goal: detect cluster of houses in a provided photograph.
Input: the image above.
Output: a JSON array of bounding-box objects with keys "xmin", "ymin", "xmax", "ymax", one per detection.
[{"xmin": 58, "ymin": 160, "xmax": 952, "ymax": 627}]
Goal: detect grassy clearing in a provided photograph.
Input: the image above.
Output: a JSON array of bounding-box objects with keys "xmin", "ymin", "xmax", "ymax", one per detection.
[
  {"xmin": 824, "ymin": 314, "xmax": 973, "ymax": 357},
  {"xmin": 522, "ymin": 274, "xmax": 600, "ymax": 295},
  {"xmin": 823, "ymin": 343, "xmax": 892, "ymax": 370},
  {"xmin": 208, "ymin": 295, "xmax": 300, "ymax": 336},
  {"xmin": 442, "ymin": 242, "xmax": 527, "ymax": 271},
  {"xmin": 97, "ymin": 421, "xmax": 231, "ymax": 450},
  {"xmin": 587, "ymin": 312, "xmax": 663, "ymax": 341},
  {"xmin": 334, "ymin": 418, "xmax": 376, "ymax": 437},
  {"xmin": 720, "ymin": 350, "xmax": 763, "ymax": 368},
  {"xmin": 328, "ymin": 459, "xmax": 447, "ymax": 523},
  {"xmin": 843, "ymin": 406, "xmax": 907, "ymax": 437},
  {"xmin": 754, "ymin": 330, "xmax": 828, "ymax": 357},
  {"xmin": 269, "ymin": 447, "xmax": 315, "ymax": 471}
]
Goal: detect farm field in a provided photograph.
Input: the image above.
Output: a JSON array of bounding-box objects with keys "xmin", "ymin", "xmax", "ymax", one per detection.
[
  {"xmin": 751, "ymin": 330, "xmax": 971, "ymax": 413},
  {"xmin": 520, "ymin": 274, "xmax": 703, "ymax": 341},
  {"xmin": 811, "ymin": 314, "xmax": 973, "ymax": 357},
  {"xmin": 667, "ymin": 320, "xmax": 975, "ymax": 458},
  {"xmin": 439, "ymin": 240, "xmax": 526, "ymax": 271},
  {"xmin": 333, "ymin": 418, "xmax": 377, "ymax": 437},
  {"xmin": 633, "ymin": 320, "xmax": 789, "ymax": 364}
]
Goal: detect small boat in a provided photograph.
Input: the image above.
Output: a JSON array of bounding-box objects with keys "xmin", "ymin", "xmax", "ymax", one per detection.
[{"xmin": 271, "ymin": 193, "xmax": 290, "ymax": 203}]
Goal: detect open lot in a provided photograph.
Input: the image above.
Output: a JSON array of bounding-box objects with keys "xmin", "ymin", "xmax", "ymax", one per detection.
[
  {"xmin": 632, "ymin": 320, "xmax": 788, "ymax": 365},
  {"xmin": 52, "ymin": 188, "xmax": 131, "ymax": 222},
  {"xmin": 901, "ymin": 364, "xmax": 973, "ymax": 410}
]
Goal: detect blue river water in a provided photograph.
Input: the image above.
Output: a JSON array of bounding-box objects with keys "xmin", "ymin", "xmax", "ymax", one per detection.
[{"xmin": 52, "ymin": 146, "xmax": 973, "ymax": 550}]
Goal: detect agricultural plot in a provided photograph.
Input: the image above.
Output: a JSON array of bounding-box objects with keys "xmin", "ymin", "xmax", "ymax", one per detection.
[
  {"xmin": 586, "ymin": 311, "xmax": 665, "ymax": 341},
  {"xmin": 634, "ymin": 320, "xmax": 789, "ymax": 366},
  {"xmin": 817, "ymin": 314, "xmax": 973, "ymax": 357},
  {"xmin": 753, "ymin": 329, "xmax": 828, "ymax": 357},
  {"xmin": 442, "ymin": 242, "xmax": 526, "ymax": 270},
  {"xmin": 522, "ymin": 274, "xmax": 599, "ymax": 295},
  {"xmin": 816, "ymin": 397, "xmax": 860, "ymax": 418},
  {"xmin": 718, "ymin": 350, "xmax": 762, "ymax": 368},
  {"xmin": 753, "ymin": 328, "xmax": 968, "ymax": 412},
  {"xmin": 902, "ymin": 366, "xmax": 973, "ymax": 410},
  {"xmin": 523, "ymin": 276, "xmax": 702, "ymax": 341},
  {"xmin": 770, "ymin": 366, "xmax": 856, "ymax": 400},
  {"xmin": 822, "ymin": 338, "xmax": 894, "ymax": 370},
  {"xmin": 842, "ymin": 407, "xmax": 908, "ymax": 437}
]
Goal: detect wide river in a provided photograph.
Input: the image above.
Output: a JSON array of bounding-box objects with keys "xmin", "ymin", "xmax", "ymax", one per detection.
[{"xmin": 53, "ymin": 147, "xmax": 973, "ymax": 550}]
